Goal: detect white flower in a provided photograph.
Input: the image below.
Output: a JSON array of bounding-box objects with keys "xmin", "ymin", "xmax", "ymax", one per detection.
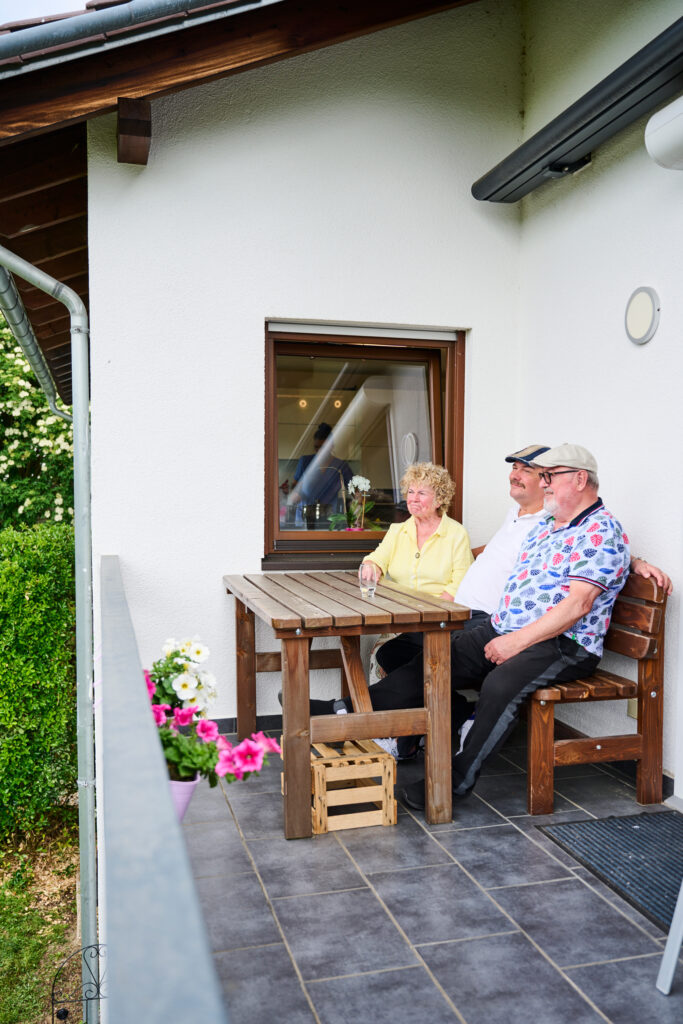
[
  {"xmin": 172, "ymin": 672, "xmax": 198, "ymax": 700},
  {"xmin": 162, "ymin": 638, "xmax": 178, "ymax": 656},
  {"xmin": 188, "ymin": 642, "xmax": 210, "ymax": 663},
  {"xmin": 348, "ymin": 475, "xmax": 371, "ymax": 495}
]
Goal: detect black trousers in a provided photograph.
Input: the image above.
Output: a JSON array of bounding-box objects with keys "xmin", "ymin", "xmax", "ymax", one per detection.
[{"xmin": 368, "ymin": 620, "xmax": 599, "ymax": 794}]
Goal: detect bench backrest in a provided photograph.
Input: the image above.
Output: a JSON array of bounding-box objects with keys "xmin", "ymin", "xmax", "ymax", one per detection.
[{"xmin": 604, "ymin": 574, "xmax": 667, "ymax": 662}]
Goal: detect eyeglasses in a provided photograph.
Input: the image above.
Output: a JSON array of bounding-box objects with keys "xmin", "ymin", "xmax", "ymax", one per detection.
[{"xmin": 539, "ymin": 469, "xmax": 579, "ymax": 485}]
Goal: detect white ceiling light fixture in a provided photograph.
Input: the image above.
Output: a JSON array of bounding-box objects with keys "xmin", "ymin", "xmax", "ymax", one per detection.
[{"xmin": 625, "ymin": 287, "xmax": 660, "ymax": 345}]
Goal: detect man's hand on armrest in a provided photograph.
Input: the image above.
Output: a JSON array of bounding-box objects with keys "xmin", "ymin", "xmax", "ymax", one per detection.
[{"xmin": 631, "ymin": 557, "xmax": 673, "ymax": 595}]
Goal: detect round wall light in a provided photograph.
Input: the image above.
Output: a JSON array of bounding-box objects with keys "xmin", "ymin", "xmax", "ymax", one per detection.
[{"xmin": 625, "ymin": 287, "xmax": 660, "ymax": 345}]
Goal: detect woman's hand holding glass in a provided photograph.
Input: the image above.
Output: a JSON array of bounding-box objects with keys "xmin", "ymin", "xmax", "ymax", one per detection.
[{"xmin": 358, "ymin": 560, "xmax": 381, "ymax": 598}]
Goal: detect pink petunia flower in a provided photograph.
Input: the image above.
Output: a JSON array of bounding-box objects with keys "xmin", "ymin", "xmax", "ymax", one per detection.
[
  {"xmin": 232, "ymin": 738, "xmax": 265, "ymax": 774},
  {"xmin": 216, "ymin": 735, "xmax": 233, "ymax": 753},
  {"xmin": 144, "ymin": 670, "xmax": 156, "ymax": 698},
  {"xmin": 252, "ymin": 731, "xmax": 281, "ymax": 755},
  {"xmin": 196, "ymin": 719, "xmax": 219, "ymax": 743},
  {"xmin": 152, "ymin": 703, "xmax": 170, "ymax": 726},
  {"xmin": 173, "ymin": 706, "xmax": 196, "ymax": 728},
  {"xmin": 216, "ymin": 749, "xmax": 243, "ymax": 780}
]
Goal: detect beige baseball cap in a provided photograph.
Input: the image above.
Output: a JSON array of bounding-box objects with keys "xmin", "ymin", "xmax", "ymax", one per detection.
[{"xmin": 532, "ymin": 443, "xmax": 598, "ymax": 475}]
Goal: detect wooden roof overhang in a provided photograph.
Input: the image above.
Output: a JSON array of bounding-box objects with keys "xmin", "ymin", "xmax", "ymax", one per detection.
[{"xmin": 0, "ymin": 0, "xmax": 478, "ymax": 404}]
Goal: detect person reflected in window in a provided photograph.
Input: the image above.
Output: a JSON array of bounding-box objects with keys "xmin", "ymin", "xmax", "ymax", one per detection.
[{"xmin": 284, "ymin": 422, "xmax": 352, "ymax": 521}]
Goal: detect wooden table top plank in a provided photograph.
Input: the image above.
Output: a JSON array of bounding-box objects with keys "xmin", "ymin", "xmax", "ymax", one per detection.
[
  {"xmin": 246, "ymin": 573, "xmax": 333, "ymax": 629},
  {"xmin": 306, "ymin": 572, "xmax": 393, "ymax": 626},
  {"xmin": 223, "ymin": 574, "xmax": 303, "ymax": 630},
  {"xmin": 282, "ymin": 573, "xmax": 363, "ymax": 626},
  {"xmin": 329, "ymin": 571, "xmax": 466, "ymax": 622},
  {"xmin": 376, "ymin": 577, "xmax": 470, "ymax": 621},
  {"xmin": 317, "ymin": 570, "xmax": 426, "ymax": 624}
]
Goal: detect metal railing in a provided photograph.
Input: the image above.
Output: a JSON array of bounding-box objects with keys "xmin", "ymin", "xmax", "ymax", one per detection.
[{"xmin": 100, "ymin": 554, "xmax": 229, "ymax": 1022}]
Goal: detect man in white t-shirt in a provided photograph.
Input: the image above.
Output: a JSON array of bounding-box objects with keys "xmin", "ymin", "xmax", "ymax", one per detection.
[{"xmin": 375, "ymin": 444, "xmax": 551, "ymax": 678}]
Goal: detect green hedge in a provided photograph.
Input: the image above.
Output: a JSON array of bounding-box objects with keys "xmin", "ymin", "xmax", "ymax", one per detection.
[{"xmin": 0, "ymin": 525, "xmax": 76, "ymax": 836}]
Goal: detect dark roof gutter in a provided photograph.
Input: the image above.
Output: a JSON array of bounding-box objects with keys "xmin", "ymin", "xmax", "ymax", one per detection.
[
  {"xmin": 472, "ymin": 14, "xmax": 683, "ymax": 203},
  {"xmin": 0, "ymin": 0, "xmax": 282, "ymax": 75}
]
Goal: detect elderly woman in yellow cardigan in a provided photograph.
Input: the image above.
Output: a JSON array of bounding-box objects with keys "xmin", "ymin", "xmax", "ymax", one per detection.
[{"xmin": 360, "ymin": 462, "xmax": 472, "ymax": 680}]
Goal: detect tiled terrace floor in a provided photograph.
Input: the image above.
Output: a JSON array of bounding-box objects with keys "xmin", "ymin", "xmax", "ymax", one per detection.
[{"xmin": 182, "ymin": 729, "xmax": 682, "ymax": 1024}]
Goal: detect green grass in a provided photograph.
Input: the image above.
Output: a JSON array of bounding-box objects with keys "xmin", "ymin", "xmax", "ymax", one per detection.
[{"xmin": 0, "ymin": 813, "xmax": 79, "ymax": 1024}]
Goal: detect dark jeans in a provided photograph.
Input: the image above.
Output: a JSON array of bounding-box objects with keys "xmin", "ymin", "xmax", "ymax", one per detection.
[{"xmin": 368, "ymin": 620, "xmax": 599, "ymax": 794}]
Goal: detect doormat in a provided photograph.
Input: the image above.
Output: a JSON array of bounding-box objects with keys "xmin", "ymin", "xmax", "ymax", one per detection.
[{"xmin": 539, "ymin": 810, "xmax": 683, "ymax": 930}]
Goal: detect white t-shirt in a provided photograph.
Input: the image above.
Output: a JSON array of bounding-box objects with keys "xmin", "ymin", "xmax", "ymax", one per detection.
[{"xmin": 454, "ymin": 506, "xmax": 546, "ymax": 614}]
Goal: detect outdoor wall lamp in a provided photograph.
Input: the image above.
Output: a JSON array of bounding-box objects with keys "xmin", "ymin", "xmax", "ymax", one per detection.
[{"xmin": 625, "ymin": 287, "xmax": 660, "ymax": 345}]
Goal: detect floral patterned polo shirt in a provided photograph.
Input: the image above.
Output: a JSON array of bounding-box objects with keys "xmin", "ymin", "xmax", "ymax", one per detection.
[{"xmin": 491, "ymin": 499, "xmax": 630, "ymax": 657}]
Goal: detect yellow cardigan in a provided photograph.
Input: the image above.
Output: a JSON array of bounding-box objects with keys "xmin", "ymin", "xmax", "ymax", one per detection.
[{"xmin": 363, "ymin": 515, "xmax": 473, "ymax": 598}]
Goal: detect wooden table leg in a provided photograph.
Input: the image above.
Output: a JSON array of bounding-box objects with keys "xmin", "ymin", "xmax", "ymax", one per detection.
[
  {"xmin": 423, "ymin": 631, "xmax": 452, "ymax": 824},
  {"xmin": 235, "ymin": 599, "xmax": 256, "ymax": 740},
  {"xmin": 281, "ymin": 637, "xmax": 312, "ymax": 839},
  {"xmin": 340, "ymin": 636, "xmax": 373, "ymax": 713}
]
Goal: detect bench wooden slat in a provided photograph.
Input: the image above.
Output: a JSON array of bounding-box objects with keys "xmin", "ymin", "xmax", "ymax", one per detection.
[
  {"xmin": 555, "ymin": 683, "xmax": 591, "ymax": 700},
  {"xmin": 554, "ymin": 734, "xmax": 643, "ymax": 765},
  {"xmin": 581, "ymin": 679, "xmax": 618, "ymax": 698},
  {"xmin": 610, "ymin": 599, "xmax": 661, "ymax": 634},
  {"xmin": 603, "ymin": 627, "xmax": 657, "ymax": 659},
  {"xmin": 590, "ymin": 669, "xmax": 637, "ymax": 698}
]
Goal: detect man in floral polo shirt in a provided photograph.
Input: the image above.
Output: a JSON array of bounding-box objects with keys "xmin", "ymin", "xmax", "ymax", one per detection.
[{"xmin": 402, "ymin": 443, "xmax": 631, "ymax": 812}]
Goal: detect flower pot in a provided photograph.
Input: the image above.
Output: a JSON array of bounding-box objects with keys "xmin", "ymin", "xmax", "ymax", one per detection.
[{"xmin": 169, "ymin": 775, "xmax": 199, "ymax": 822}]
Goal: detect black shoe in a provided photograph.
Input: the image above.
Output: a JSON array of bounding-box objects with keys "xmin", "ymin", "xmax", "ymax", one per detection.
[
  {"xmin": 278, "ymin": 691, "xmax": 333, "ymax": 716},
  {"xmin": 401, "ymin": 778, "xmax": 473, "ymax": 813},
  {"xmin": 401, "ymin": 780, "xmax": 426, "ymax": 811}
]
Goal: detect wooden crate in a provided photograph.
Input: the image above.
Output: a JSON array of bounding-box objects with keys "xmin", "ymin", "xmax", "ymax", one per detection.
[{"xmin": 282, "ymin": 739, "xmax": 397, "ymax": 834}]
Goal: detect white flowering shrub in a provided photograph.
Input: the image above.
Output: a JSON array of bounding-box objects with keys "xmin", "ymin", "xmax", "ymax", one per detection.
[{"xmin": 0, "ymin": 315, "xmax": 73, "ymax": 528}]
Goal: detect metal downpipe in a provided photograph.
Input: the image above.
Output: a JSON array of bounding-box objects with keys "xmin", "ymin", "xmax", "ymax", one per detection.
[{"xmin": 0, "ymin": 246, "xmax": 97, "ymax": 1022}]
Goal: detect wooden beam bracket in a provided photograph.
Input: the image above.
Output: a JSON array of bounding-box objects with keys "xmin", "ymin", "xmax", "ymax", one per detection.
[{"xmin": 117, "ymin": 98, "xmax": 151, "ymax": 166}]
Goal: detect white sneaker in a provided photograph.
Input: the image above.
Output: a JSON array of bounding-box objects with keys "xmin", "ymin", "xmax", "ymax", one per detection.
[{"xmin": 372, "ymin": 736, "xmax": 399, "ymax": 759}]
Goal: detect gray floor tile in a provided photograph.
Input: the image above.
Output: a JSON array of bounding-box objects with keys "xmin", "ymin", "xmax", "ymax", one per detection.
[
  {"xmin": 479, "ymin": 752, "xmax": 525, "ymax": 776},
  {"xmin": 338, "ymin": 812, "xmax": 452, "ymax": 873},
  {"xmin": 273, "ymin": 888, "xmax": 418, "ymax": 979},
  {"xmin": 566, "ymin": 954, "xmax": 683, "ymax": 1023},
  {"xmin": 403, "ymin": 792, "xmax": 508, "ymax": 832},
  {"xmin": 223, "ymin": 789, "xmax": 284, "ymax": 837},
  {"xmin": 196, "ymin": 872, "xmax": 280, "ymax": 951},
  {"xmin": 474, "ymin": 772, "xmax": 574, "ymax": 816},
  {"xmin": 369, "ymin": 863, "xmax": 513, "ymax": 943},
  {"xmin": 511, "ymin": 815, "xmax": 598, "ymax": 869},
  {"xmin": 248, "ymin": 833, "xmax": 365, "ymax": 897},
  {"xmin": 570, "ymin": 866, "xmax": 667, "ymax": 938},
  {"xmin": 183, "ymin": 817, "xmax": 252, "ymax": 877},
  {"xmin": 434, "ymin": 824, "xmax": 572, "ymax": 888},
  {"xmin": 421, "ymin": 932, "xmax": 603, "ymax": 1023},
  {"xmin": 492, "ymin": 877, "xmax": 659, "ymax": 966},
  {"xmin": 214, "ymin": 943, "xmax": 315, "ymax": 1022},
  {"xmin": 183, "ymin": 779, "xmax": 232, "ymax": 824},
  {"xmin": 552, "ymin": 774, "xmax": 655, "ymax": 817},
  {"xmin": 308, "ymin": 965, "xmax": 459, "ymax": 1022}
]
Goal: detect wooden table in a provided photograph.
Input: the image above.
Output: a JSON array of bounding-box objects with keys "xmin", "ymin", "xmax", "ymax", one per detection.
[{"xmin": 223, "ymin": 570, "xmax": 470, "ymax": 838}]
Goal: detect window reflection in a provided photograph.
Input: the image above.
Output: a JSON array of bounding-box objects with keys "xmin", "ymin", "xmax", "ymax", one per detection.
[{"xmin": 277, "ymin": 356, "xmax": 433, "ymax": 531}]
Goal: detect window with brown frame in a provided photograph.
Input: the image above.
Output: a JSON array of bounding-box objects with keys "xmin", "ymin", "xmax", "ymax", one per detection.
[{"xmin": 264, "ymin": 326, "xmax": 465, "ymax": 568}]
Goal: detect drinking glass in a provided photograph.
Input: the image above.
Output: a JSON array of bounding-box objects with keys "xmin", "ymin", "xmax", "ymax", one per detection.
[{"xmin": 358, "ymin": 564, "xmax": 377, "ymax": 599}]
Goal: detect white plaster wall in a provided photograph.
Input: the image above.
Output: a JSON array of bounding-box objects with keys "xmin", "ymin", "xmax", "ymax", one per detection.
[
  {"xmin": 88, "ymin": 2, "xmax": 523, "ymax": 718},
  {"xmin": 518, "ymin": 0, "xmax": 683, "ymax": 784}
]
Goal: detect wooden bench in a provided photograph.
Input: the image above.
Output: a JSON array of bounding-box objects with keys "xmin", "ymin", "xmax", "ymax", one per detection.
[{"xmin": 527, "ymin": 573, "xmax": 668, "ymax": 814}]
